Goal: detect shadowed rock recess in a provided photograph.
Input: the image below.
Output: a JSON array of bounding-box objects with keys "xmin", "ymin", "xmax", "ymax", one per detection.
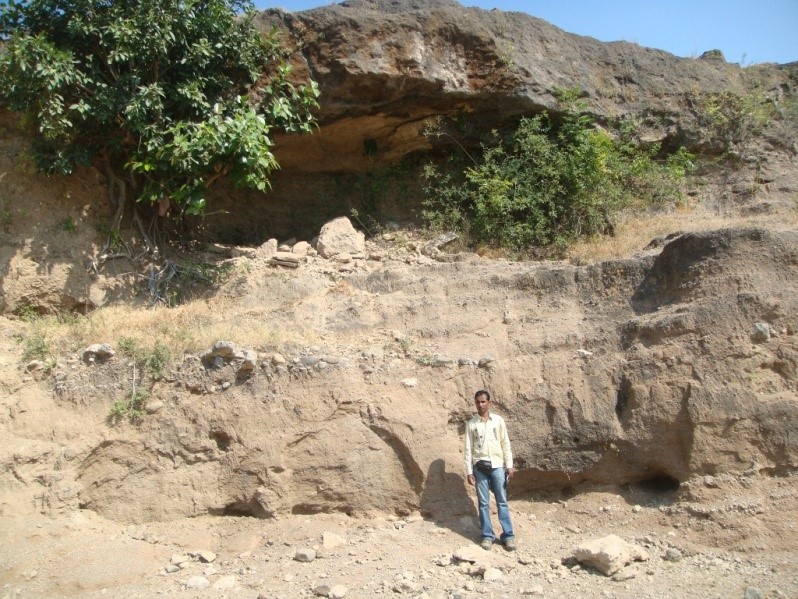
[{"xmin": 262, "ymin": 0, "xmax": 748, "ymax": 171}]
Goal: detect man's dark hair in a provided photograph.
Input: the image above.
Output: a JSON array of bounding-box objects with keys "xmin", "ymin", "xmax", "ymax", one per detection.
[{"xmin": 474, "ymin": 390, "xmax": 491, "ymax": 401}]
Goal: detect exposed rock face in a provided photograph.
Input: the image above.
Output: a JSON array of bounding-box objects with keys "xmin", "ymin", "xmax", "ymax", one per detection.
[
  {"xmin": 5, "ymin": 227, "xmax": 795, "ymax": 523},
  {"xmin": 180, "ymin": 0, "xmax": 797, "ymax": 243},
  {"xmin": 259, "ymin": 0, "xmax": 781, "ymax": 173},
  {"xmin": 1, "ymin": 1, "xmax": 797, "ymax": 527}
]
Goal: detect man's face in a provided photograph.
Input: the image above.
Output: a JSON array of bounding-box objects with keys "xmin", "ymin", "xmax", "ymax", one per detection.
[{"xmin": 474, "ymin": 395, "xmax": 490, "ymax": 416}]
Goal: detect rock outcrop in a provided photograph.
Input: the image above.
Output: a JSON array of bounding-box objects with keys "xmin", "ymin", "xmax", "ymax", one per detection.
[
  {"xmin": 1, "ymin": 0, "xmax": 797, "ymax": 527},
  {"xmin": 259, "ymin": 0, "xmax": 792, "ymax": 173},
  {"xmin": 4, "ymin": 226, "xmax": 795, "ymax": 523},
  {"xmin": 188, "ymin": 0, "xmax": 798, "ymax": 242}
]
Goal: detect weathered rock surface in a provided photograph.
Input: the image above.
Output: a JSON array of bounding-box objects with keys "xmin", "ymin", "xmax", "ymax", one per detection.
[
  {"xmin": 3, "ymin": 226, "xmax": 796, "ymax": 524},
  {"xmin": 181, "ymin": 0, "xmax": 798, "ymax": 243},
  {"xmin": 0, "ymin": 0, "xmax": 796, "ymax": 546},
  {"xmin": 0, "ymin": 4, "xmax": 797, "ymax": 598},
  {"xmin": 260, "ymin": 0, "xmax": 794, "ymax": 173}
]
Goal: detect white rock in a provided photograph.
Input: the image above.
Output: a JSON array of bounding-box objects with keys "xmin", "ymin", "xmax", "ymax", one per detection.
[
  {"xmin": 400, "ymin": 377, "xmax": 418, "ymax": 388},
  {"xmin": 294, "ymin": 547, "xmax": 317, "ymax": 562},
  {"xmin": 751, "ymin": 322, "xmax": 771, "ymax": 342},
  {"xmin": 664, "ymin": 548, "xmax": 683, "ymax": 562},
  {"xmin": 212, "ymin": 575, "xmax": 237, "ymax": 590},
  {"xmin": 316, "ymin": 217, "xmax": 366, "ymax": 259},
  {"xmin": 392, "ymin": 580, "xmax": 421, "ymax": 593},
  {"xmin": 238, "ymin": 349, "xmax": 258, "ymax": 373},
  {"xmin": 483, "ymin": 567, "xmax": 503, "ymax": 581},
  {"xmin": 197, "ymin": 550, "xmax": 217, "ymax": 563},
  {"xmin": 293, "ymin": 241, "xmax": 312, "ymax": 256},
  {"xmin": 322, "ymin": 532, "xmax": 346, "ymax": 549},
  {"xmin": 185, "ymin": 576, "xmax": 209, "ymax": 589},
  {"xmin": 259, "ymin": 239, "xmax": 278, "ymax": 256},
  {"xmin": 328, "ymin": 584, "xmax": 348, "ymax": 599},
  {"xmin": 145, "ymin": 400, "xmax": 165, "ymax": 414},
  {"xmin": 83, "ymin": 343, "xmax": 115, "ymax": 362},
  {"xmin": 573, "ymin": 534, "xmax": 650, "ymax": 576}
]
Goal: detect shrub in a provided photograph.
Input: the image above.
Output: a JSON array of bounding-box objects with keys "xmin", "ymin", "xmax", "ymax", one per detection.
[
  {"xmin": 17, "ymin": 330, "xmax": 50, "ymax": 363},
  {"xmin": 423, "ymin": 89, "xmax": 694, "ymax": 252},
  {"xmin": 109, "ymin": 389, "xmax": 148, "ymax": 425},
  {"xmin": 118, "ymin": 337, "xmax": 172, "ymax": 380},
  {"xmin": 693, "ymin": 88, "xmax": 777, "ymax": 155}
]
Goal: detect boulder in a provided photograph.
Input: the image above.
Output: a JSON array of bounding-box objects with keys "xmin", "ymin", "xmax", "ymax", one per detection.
[
  {"xmin": 315, "ymin": 217, "xmax": 365, "ymax": 258},
  {"xmin": 83, "ymin": 343, "xmax": 115, "ymax": 363},
  {"xmin": 572, "ymin": 535, "xmax": 649, "ymax": 576}
]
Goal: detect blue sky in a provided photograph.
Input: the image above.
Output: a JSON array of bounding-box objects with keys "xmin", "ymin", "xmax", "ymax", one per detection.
[{"xmin": 253, "ymin": 0, "xmax": 798, "ymax": 65}]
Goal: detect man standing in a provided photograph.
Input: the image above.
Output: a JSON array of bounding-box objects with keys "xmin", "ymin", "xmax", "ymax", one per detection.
[{"xmin": 464, "ymin": 389, "xmax": 516, "ymax": 551}]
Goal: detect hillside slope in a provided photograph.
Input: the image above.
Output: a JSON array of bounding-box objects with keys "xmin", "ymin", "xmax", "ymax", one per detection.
[{"xmin": 1, "ymin": 1, "xmax": 798, "ymax": 597}]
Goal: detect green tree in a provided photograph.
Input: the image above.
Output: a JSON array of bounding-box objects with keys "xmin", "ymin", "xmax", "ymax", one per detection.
[{"xmin": 0, "ymin": 0, "xmax": 319, "ymax": 255}]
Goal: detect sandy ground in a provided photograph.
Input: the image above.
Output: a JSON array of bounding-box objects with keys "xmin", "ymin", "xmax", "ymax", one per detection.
[{"xmin": 2, "ymin": 474, "xmax": 797, "ymax": 599}]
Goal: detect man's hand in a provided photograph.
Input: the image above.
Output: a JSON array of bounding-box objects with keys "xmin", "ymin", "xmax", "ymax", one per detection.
[
  {"xmin": 467, "ymin": 474, "xmax": 475, "ymax": 486},
  {"xmin": 506, "ymin": 468, "xmax": 516, "ymax": 480}
]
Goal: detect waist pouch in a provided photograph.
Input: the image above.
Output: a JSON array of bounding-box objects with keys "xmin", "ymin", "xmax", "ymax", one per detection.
[{"xmin": 474, "ymin": 460, "xmax": 493, "ymax": 474}]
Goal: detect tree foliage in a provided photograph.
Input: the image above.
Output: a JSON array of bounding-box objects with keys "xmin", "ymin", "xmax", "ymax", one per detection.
[
  {"xmin": 0, "ymin": 0, "xmax": 319, "ymax": 231},
  {"xmin": 423, "ymin": 89, "xmax": 694, "ymax": 252}
]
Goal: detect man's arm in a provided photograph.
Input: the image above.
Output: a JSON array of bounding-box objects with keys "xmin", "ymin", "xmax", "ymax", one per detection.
[
  {"xmin": 464, "ymin": 421, "xmax": 476, "ymax": 486},
  {"xmin": 499, "ymin": 417, "xmax": 516, "ymax": 480}
]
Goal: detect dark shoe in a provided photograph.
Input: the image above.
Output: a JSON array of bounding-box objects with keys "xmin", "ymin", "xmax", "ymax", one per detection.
[
  {"xmin": 504, "ymin": 538, "xmax": 517, "ymax": 551},
  {"xmin": 480, "ymin": 538, "xmax": 493, "ymax": 551}
]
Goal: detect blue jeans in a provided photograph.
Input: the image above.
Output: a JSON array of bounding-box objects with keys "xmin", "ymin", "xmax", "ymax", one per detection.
[{"xmin": 474, "ymin": 466, "xmax": 514, "ymax": 542}]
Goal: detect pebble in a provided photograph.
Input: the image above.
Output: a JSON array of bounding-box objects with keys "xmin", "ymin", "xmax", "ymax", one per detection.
[
  {"xmin": 295, "ymin": 548, "xmax": 317, "ymax": 562},
  {"xmin": 664, "ymin": 548, "xmax": 683, "ymax": 562},
  {"xmin": 213, "ymin": 575, "xmax": 237, "ymax": 590},
  {"xmin": 328, "ymin": 584, "xmax": 348, "ymax": 598},
  {"xmin": 185, "ymin": 576, "xmax": 209, "ymax": 589},
  {"xmin": 483, "ymin": 567, "xmax": 503, "ymax": 581},
  {"xmin": 197, "ymin": 550, "xmax": 217, "ymax": 563},
  {"xmin": 393, "ymin": 579, "xmax": 421, "ymax": 593}
]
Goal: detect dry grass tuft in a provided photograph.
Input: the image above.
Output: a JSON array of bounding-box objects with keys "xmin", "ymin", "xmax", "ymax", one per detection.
[
  {"xmin": 567, "ymin": 205, "xmax": 798, "ymax": 264},
  {"xmin": 49, "ymin": 299, "xmax": 324, "ymax": 361}
]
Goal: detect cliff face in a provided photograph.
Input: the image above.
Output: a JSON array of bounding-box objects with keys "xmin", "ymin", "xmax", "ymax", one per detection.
[
  {"xmin": 1, "ymin": 0, "xmax": 797, "ymax": 526},
  {"xmin": 171, "ymin": 0, "xmax": 797, "ymax": 244},
  {"xmin": 258, "ymin": 0, "xmax": 789, "ymax": 173},
  {"xmin": 3, "ymin": 224, "xmax": 797, "ymax": 523}
]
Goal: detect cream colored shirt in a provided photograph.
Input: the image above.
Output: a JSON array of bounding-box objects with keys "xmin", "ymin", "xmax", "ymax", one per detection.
[{"xmin": 463, "ymin": 412, "xmax": 513, "ymax": 475}]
